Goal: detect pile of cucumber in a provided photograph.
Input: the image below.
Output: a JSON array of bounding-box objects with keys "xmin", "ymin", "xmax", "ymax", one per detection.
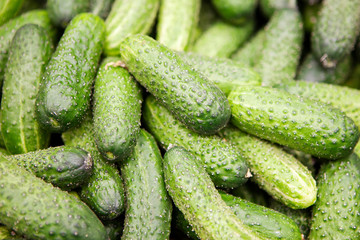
[{"xmin": 0, "ymin": 0, "xmax": 359, "ymax": 239}]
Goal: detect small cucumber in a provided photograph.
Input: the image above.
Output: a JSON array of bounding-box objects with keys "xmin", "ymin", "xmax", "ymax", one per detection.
[
  {"xmin": 156, "ymin": 0, "xmax": 200, "ymax": 51},
  {"xmin": 92, "ymin": 57, "xmax": 142, "ymax": 161},
  {"xmin": 163, "ymin": 146, "xmax": 266, "ymax": 240},
  {"xmin": 119, "ymin": 34, "xmax": 231, "ymax": 135},
  {"xmin": 228, "ymin": 86, "xmax": 360, "ymax": 160},
  {"xmin": 104, "ymin": 0, "xmax": 159, "ymax": 56},
  {"xmin": 143, "ymin": 95, "xmax": 249, "ymax": 189},
  {"xmin": 36, "ymin": 13, "xmax": 105, "ymax": 132},
  {"xmin": 309, "ymin": 153, "xmax": 360, "ymax": 239},
  {"xmin": 259, "ymin": 0, "xmax": 297, "ymax": 17},
  {"xmin": 62, "ymin": 115, "xmax": 125, "ymax": 221},
  {"xmin": 211, "ymin": 0, "xmax": 257, "ymax": 24},
  {"xmin": 121, "ymin": 130, "xmax": 172, "ymax": 240},
  {"xmin": 0, "ymin": 155, "xmax": 107, "ymax": 240},
  {"xmin": 90, "ymin": 0, "xmax": 114, "ymax": 19},
  {"xmin": 7, "ymin": 146, "xmax": 93, "ymax": 190},
  {"xmin": 1, "ymin": 24, "xmax": 51, "ymax": 154},
  {"xmin": 0, "ymin": 0, "xmax": 24, "ymax": 25}
]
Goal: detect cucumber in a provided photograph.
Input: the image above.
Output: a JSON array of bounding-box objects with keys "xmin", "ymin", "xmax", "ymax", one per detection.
[
  {"xmin": 103, "ymin": 217, "xmax": 124, "ymax": 240},
  {"xmin": 92, "ymin": 57, "xmax": 142, "ymax": 161},
  {"xmin": 1, "ymin": 24, "xmax": 51, "ymax": 155},
  {"xmin": 173, "ymin": 207, "xmax": 199, "ymax": 240},
  {"xmin": 143, "ymin": 95, "xmax": 249, "ymax": 189},
  {"xmin": 121, "ymin": 130, "xmax": 172, "ymax": 240},
  {"xmin": 7, "ymin": 146, "xmax": 93, "ymax": 190},
  {"xmin": 218, "ymin": 125, "xmax": 317, "ymax": 209},
  {"xmin": 156, "ymin": 0, "xmax": 200, "ymax": 51},
  {"xmin": 62, "ymin": 115, "xmax": 125, "ymax": 221},
  {"xmin": 119, "ymin": 34, "xmax": 231, "ymax": 135},
  {"xmin": 309, "ymin": 153, "xmax": 360, "ymax": 239},
  {"xmin": 163, "ymin": 146, "xmax": 266, "ymax": 240},
  {"xmin": 178, "ymin": 51, "xmax": 261, "ymax": 95},
  {"xmin": 302, "ymin": 1, "xmax": 320, "ymax": 33},
  {"xmin": 311, "ymin": 0, "xmax": 360, "ymax": 68},
  {"xmin": 90, "ymin": 0, "xmax": 114, "ymax": 19},
  {"xmin": 211, "ymin": 0, "xmax": 257, "ymax": 24},
  {"xmin": 36, "ymin": 13, "xmax": 105, "ymax": 132},
  {"xmin": 190, "ymin": 20, "xmax": 254, "ymax": 58},
  {"xmin": 259, "ymin": 0, "xmax": 297, "ymax": 17},
  {"xmin": 104, "ymin": 0, "xmax": 159, "ymax": 56},
  {"xmin": 231, "ymin": 181, "xmax": 269, "ymax": 207},
  {"xmin": 0, "ymin": 155, "xmax": 107, "ymax": 240},
  {"xmin": 0, "ymin": 0, "xmax": 24, "ymax": 25},
  {"xmin": 228, "ymin": 86, "xmax": 360, "ymax": 160},
  {"xmin": 46, "ymin": 0, "xmax": 90, "ymax": 28},
  {"xmin": 0, "ymin": 225, "xmax": 24, "ymax": 240}
]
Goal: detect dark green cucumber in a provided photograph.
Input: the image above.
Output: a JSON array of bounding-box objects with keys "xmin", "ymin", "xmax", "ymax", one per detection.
[
  {"xmin": 163, "ymin": 146, "xmax": 265, "ymax": 240},
  {"xmin": 0, "ymin": 155, "xmax": 107, "ymax": 240},
  {"xmin": 156, "ymin": 0, "xmax": 200, "ymax": 51},
  {"xmin": 143, "ymin": 95, "xmax": 249, "ymax": 189},
  {"xmin": 1, "ymin": 24, "xmax": 51, "ymax": 154},
  {"xmin": 311, "ymin": 0, "xmax": 360, "ymax": 68},
  {"xmin": 104, "ymin": 0, "xmax": 159, "ymax": 56},
  {"xmin": 259, "ymin": 0, "xmax": 297, "ymax": 17},
  {"xmin": 190, "ymin": 20, "xmax": 254, "ymax": 58},
  {"xmin": 46, "ymin": 0, "xmax": 90, "ymax": 28},
  {"xmin": 211, "ymin": 0, "xmax": 256, "ymax": 24},
  {"xmin": 90, "ymin": 0, "xmax": 114, "ymax": 19},
  {"xmin": 103, "ymin": 217, "xmax": 124, "ymax": 240},
  {"xmin": 228, "ymin": 86, "xmax": 360, "ymax": 160},
  {"xmin": 121, "ymin": 129, "xmax": 172, "ymax": 240},
  {"xmin": 92, "ymin": 57, "xmax": 142, "ymax": 161},
  {"xmin": 178, "ymin": 51, "xmax": 261, "ymax": 95},
  {"xmin": 120, "ymin": 34, "xmax": 231, "ymax": 135},
  {"xmin": 231, "ymin": 181, "xmax": 269, "ymax": 207},
  {"xmin": 7, "ymin": 146, "xmax": 93, "ymax": 190},
  {"xmin": 0, "ymin": 0, "xmax": 24, "ymax": 25},
  {"xmin": 36, "ymin": 13, "xmax": 105, "ymax": 132},
  {"xmin": 218, "ymin": 125, "xmax": 317, "ymax": 209},
  {"xmin": 62, "ymin": 116, "xmax": 125, "ymax": 221},
  {"xmin": 309, "ymin": 153, "xmax": 360, "ymax": 239}
]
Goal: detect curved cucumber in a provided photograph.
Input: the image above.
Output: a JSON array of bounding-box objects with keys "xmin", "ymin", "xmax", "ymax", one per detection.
[
  {"xmin": 0, "ymin": 155, "xmax": 107, "ymax": 240},
  {"xmin": 120, "ymin": 34, "xmax": 231, "ymax": 135},
  {"xmin": 143, "ymin": 95, "xmax": 249, "ymax": 189},
  {"xmin": 0, "ymin": 0, "xmax": 24, "ymax": 25},
  {"xmin": 211, "ymin": 0, "xmax": 257, "ymax": 24},
  {"xmin": 228, "ymin": 86, "xmax": 359, "ymax": 160},
  {"xmin": 163, "ymin": 146, "xmax": 266, "ymax": 240},
  {"xmin": 7, "ymin": 146, "xmax": 93, "ymax": 190},
  {"xmin": 93, "ymin": 57, "xmax": 142, "ymax": 161},
  {"xmin": 1, "ymin": 24, "xmax": 51, "ymax": 154},
  {"xmin": 36, "ymin": 13, "xmax": 105, "ymax": 132},
  {"xmin": 121, "ymin": 130, "xmax": 172, "ymax": 240}
]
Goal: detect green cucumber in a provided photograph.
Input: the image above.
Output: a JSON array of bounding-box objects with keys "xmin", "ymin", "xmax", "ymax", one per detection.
[
  {"xmin": 309, "ymin": 153, "xmax": 360, "ymax": 239},
  {"xmin": 90, "ymin": 0, "xmax": 114, "ymax": 19},
  {"xmin": 231, "ymin": 181, "xmax": 269, "ymax": 207},
  {"xmin": 121, "ymin": 129, "xmax": 172, "ymax": 240},
  {"xmin": 311, "ymin": 0, "xmax": 360, "ymax": 68},
  {"xmin": 211, "ymin": 0, "xmax": 256, "ymax": 24},
  {"xmin": 178, "ymin": 51, "xmax": 261, "ymax": 95},
  {"xmin": 0, "ymin": 155, "xmax": 107, "ymax": 240},
  {"xmin": 104, "ymin": 0, "xmax": 159, "ymax": 56},
  {"xmin": 120, "ymin": 34, "xmax": 231, "ymax": 135},
  {"xmin": 7, "ymin": 146, "xmax": 93, "ymax": 190},
  {"xmin": 143, "ymin": 95, "xmax": 249, "ymax": 189},
  {"xmin": 156, "ymin": 0, "xmax": 200, "ymax": 51},
  {"xmin": 62, "ymin": 116, "xmax": 125, "ymax": 221},
  {"xmin": 190, "ymin": 20, "xmax": 254, "ymax": 58},
  {"xmin": 218, "ymin": 125, "xmax": 317, "ymax": 209},
  {"xmin": 1, "ymin": 24, "xmax": 51, "ymax": 154},
  {"xmin": 163, "ymin": 146, "xmax": 266, "ymax": 240},
  {"xmin": 0, "ymin": 0, "xmax": 24, "ymax": 25},
  {"xmin": 259, "ymin": 0, "xmax": 297, "ymax": 17},
  {"xmin": 92, "ymin": 57, "xmax": 142, "ymax": 161},
  {"xmin": 36, "ymin": 13, "xmax": 105, "ymax": 132},
  {"xmin": 228, "ymin": 86, "xmax": 359, "ymax": 160}
]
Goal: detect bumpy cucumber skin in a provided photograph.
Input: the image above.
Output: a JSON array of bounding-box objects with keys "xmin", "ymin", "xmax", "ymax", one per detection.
[
  {"xmin": 143, "ymin": 95, "xmax": 249, "ymax": 189},
  {"xmin": 178, "ymin": 51, "xmax": 261, "ymax": 95},
  {"xmin": 121, "ymin": 130, "xmax": 172, "ymax": 240},
  {"xmin": 191, "ymin": 20, "xmax": 254, "ymax": 58},
  {"xmin": 228, "ymin": 86, "xmax": 359, "ymax": 160},
  {"xmin": 219, "ymin": 125, "xmax": 317, "ymax": 209},
  {"xmin": 46, "ymin": 0, "xmax": 90, "ymax": 28},
  {"xmin": 93, "ymin": 57, "xmax": 142, "ymax": 161},
  {"xmin": 259, "ymin": 0, "xmax": 297, "ymax": 17},
  {"xmin": 157, "ymin": 0, "xmax": 200, "ymax": 51},
  {"xmin": 62, "ymin": 116, "xmax": 125, "ymax": 221},
  {"xmin": 36, "ymin": 13, "xmax": 105, "ymax": 132},
  {"xmin": 0, "ymin": 10, "xmax": 56, "ymax": 90},
  {"xmin": 0, "ymin": 155, "xmax": 107, "ymax": 240},
  {"xmin": 0, "ymin": 0, "xmax": 24, "ymax": 25},
  {"xmin": 211, "ymin": 0, "xmax": 256, "ymax": 24},
  {"xmin": 90, "ymin": 0, "xmax": 114, "ymax": 19},
  {"xmin": 311, "ymin": 0, "xmax": 360, "ymax": 68},
  {"xmin": 8, "ymin": 146, "xmax": 93, "ymax": 190},
  {"xmin": 163, "ymin": 146, "xmax": 265, "ymax": 240},
  {"xmin": 1, "ymin": 24, "xmax": 51, "ymax": 154},
  {"xmin": 104, "ymin": 0, "xmax": 159, "ymax": 56},
  {"xmin": 309, "ymin": 153, "xmax": 360, "ymax": 239}
]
